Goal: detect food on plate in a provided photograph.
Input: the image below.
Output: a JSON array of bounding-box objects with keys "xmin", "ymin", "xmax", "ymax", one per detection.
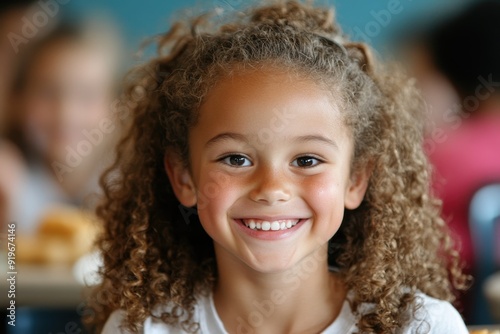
[{"xmin": 16, "ymin": 206, "xmax": 100, "ymax": 264}]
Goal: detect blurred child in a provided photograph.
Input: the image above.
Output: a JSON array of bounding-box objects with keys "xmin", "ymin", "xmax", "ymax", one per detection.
[
  {"xmin": 426, "ymin": 0, "xmax": 500, "ymax": 270},
  {"xmin": 89, "ymin": 1, "xmax": 469, "ymax": 333},
  {"xmin": 420, "ymin": 0, "xmax": 500, "ymax": 323},
  {"xmin": 0, "ymin": 0, "xmax": 40, "ymax": 132},
  {"xmin": 1, "ymin": 19, "xmax": 122, "ymax": 236},
  {"xmin": 1, "ymin": 1, "xmax": 38, "ymax": 225}
]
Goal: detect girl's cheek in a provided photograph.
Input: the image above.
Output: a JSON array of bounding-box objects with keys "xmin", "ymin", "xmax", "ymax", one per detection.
[
  {"xmin": 196, "ymin": 170, "xmax": 241, "ymax": 215},
  {"xmin": 195, "ymin": 174, "xmax": 242, "ymax": 239},
  {"xmin": 302, "ymin": 173, "xmax": 341, "ymax": 197},
  {"xmin": 302, "ymin": 174, "xmax": 344, "ymax": 214}
]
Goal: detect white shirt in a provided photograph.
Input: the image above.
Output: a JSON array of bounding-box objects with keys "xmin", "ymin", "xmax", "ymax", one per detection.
[{"xmin": 102, "ymin": 291, "xmax": 469, "ymax": 333}]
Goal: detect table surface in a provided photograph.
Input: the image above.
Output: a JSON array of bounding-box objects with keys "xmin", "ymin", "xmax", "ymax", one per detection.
[
  {"xmin": 468, "ymin": 325, "xmax": 500, "ymax": 331},
  {"xmin": 1, "ymin": 262, "xmax": 87, "ymax": 308}
]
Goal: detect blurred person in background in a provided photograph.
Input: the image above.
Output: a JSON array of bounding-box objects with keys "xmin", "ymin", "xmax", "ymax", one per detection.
[
  {"xmin": 0, "ymin": 18, "xmax": 123, "ymax": 263},
  {"xmin": 0, "ymin": 0, "xmax": 45, "ymax": 132},
  {"xmin": 397, "ymin": 32, "xmax": 460, "ymax": 134},
  {"xmin": 400, "ymin": 0, "xmax": 500, "ymax": 323},
  {"xmin": 0, "ymin": 0, "xmax": 49, "ymax": 229}
]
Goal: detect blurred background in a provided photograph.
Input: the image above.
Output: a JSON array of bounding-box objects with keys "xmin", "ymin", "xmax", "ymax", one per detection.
[{"xmin": 1, "ymin": 0, "xmax": 499, "ymax": 333}]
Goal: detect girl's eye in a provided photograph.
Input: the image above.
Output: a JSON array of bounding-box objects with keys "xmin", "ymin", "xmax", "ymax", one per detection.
[
  {"xmin": 220, "ymin": 155, "xmax": 252, "ymax": 167},
  {"xmin": 292, "ymin": 156, "xmax": 322, "ymax": 168}
]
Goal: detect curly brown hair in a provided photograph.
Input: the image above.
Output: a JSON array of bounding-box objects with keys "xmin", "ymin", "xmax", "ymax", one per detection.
[{"xmin": 84, "ymin": 1, "xmax": 469, "ymax": 333}]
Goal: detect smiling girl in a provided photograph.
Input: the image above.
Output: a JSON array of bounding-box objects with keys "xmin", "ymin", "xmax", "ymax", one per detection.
[{"xmin": 88, "ymin": 1, "xmax": 469, "ymax": 333}]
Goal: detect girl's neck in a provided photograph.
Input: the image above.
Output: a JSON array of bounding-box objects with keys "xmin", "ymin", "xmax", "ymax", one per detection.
[{"xmin": 213, "ymin": 245, "xmax": 347, "ymax": 334}]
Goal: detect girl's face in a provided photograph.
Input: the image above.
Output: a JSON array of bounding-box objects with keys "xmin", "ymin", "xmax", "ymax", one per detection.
[
  {"xmin": 166, "ymin": 67, "xmax": 368, "ymax": 273},
  {"xmin": 20, "ymin": 39, "xmax": 114, "ymax": 162}
]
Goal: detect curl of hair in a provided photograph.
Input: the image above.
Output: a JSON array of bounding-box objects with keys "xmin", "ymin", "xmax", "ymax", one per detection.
[{"xmin": 85, "ymin": 1, "xmax": 468, "ymax": 333}]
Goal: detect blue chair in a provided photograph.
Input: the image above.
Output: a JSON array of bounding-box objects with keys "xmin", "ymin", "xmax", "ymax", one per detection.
[
  {"xmin": 2, "ymin": 307, "xmax": 88, "ymax": 334},
  {"xmin": 469, "ymin": 183, "xmax": 500, "ymax": 325}
]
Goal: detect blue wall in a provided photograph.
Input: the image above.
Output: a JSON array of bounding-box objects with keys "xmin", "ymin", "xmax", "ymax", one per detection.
[{"xmin": 64, "ymin": 0, "xmax": 473, "ymax": 56}]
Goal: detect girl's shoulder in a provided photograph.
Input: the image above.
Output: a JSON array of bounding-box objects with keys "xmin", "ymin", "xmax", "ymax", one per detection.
[
  {"xmin": 402, "ymin": 293, "xmax": 469, "ymax": 334},
  {"xmin": 101, "ymin": 293, "xmax": 224, "ymax": 334},
  {"xmin": 340, "ymin": 292, "xmax": 469, "ymax": 334},
  {"xmin": 102, "ymin": 291, "xmax": 468, "ymax": 334}
]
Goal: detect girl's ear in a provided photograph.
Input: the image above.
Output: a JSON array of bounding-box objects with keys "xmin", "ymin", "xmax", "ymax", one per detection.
[
  {"xmin": 164, "ymin": 151, "xmax": 197, "ymax": 207},
  {"xmin": 344, "ymin": 166, "xmax": 370, "ymax": 210}
]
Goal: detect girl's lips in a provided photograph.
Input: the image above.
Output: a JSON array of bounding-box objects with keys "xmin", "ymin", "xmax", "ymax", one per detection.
[
  {"xmin": 233, "ymin": 218, "xmax": 308, "ymax": 240},
  {"xmin": 240, "ymin": 218, "xmax": 300, "ymax": 231}
]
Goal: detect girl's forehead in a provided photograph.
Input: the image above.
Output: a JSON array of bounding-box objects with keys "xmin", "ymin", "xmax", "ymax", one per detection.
[
  {"xmin": 203, "ymin": 67, "xmax": 341, "ymax": 113},
  {"xmin": 193, "ymin": 68, "xmax": 351, "ymax": 144}
]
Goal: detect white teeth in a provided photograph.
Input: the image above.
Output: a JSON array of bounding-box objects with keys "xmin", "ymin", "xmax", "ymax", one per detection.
[{"xmin": 241, "ymin": 219, "xmax": 301, "ymax": 231}]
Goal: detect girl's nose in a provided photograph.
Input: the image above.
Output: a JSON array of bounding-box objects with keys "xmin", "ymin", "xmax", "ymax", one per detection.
[{"xmin": 249, "ymin": 168, "xmax": 292, "ymax": 205}]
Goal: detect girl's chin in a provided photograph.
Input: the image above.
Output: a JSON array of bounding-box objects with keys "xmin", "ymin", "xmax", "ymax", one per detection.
[
  {"xmin": 243, "ymin": 261, "xmax": 300, "ymax": 275},
  {"xmin": 246, "ymin": 245, "xmax": 331, "ymax": 276},
  {"xmin": 238, "ymin": 250, "xmax": 323, "ymax": 275}
]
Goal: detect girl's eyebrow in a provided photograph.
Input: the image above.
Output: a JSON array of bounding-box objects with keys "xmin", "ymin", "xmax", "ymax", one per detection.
[
  {"xmin": 294, "ymin": 135, "xmax": 339, "ymax": 150},
  {"xmin": 205, "ymin": 132, "xmax": 248, "ymax": 148},
  {"xmin": 205, "ymin": 132, "xmax": 338, "ymax": 150}
]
